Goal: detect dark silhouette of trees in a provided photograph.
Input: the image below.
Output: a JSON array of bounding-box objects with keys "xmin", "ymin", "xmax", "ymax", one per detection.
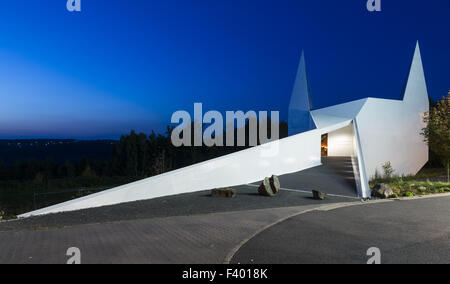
[
  {"xmin": 0, "ymin": 120, "xmax": 289, "ymax": 216},
  {"xmin": 0, "ymin": 120, "xmax": 290, "ymax": 184}
]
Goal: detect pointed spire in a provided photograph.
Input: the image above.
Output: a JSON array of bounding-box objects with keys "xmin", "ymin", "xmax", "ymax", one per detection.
[
  {"xmin": 289, "ymin": 51, "xmax": 313, "ymax": 110},
  {"xmin": 402, "ymin": 41, "xmax": 428, "ymax": 102},
  {"xmin": 288, "ymin": 50, "xmax": 316, "ymax": 136}
]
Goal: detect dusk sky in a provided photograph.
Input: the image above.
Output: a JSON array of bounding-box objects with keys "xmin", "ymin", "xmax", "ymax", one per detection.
[{"xmin": 0, "ymin": 0, "xmax": 448, "ymax": 139}]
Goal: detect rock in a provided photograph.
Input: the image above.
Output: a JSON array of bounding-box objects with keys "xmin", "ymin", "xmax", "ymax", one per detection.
[
  {"xmin": 312, "ymin": 190, "xmax": 327, "ymax": 200},
  {"xmin": 371, "ymin": 183, "xmax": 394, "ymax": 199},
  {"xmin": 258, "ymin": 175, "xmax": 280, "ymax": 197},
  {"xmin": 211, "ymin": 188, "xmax": 236, "ymax": 198},
  {"xmin": 270, "ymin": 175, "xmax": 280, "ymax": 193}
]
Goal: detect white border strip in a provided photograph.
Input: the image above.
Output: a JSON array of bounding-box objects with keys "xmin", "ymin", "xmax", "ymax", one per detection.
[{"xmin": 246, "ymin": 184, "xmax": 360, "ymax": 200}]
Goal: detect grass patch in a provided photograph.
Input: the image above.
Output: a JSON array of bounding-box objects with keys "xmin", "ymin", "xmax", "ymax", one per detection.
[
  {"xmin": 371, "ymin": 180, "xmax": 450, "ymax": 197},
  {"xmin": 370, "ymin": 168, "xmax": 449, "ymax": 198}
]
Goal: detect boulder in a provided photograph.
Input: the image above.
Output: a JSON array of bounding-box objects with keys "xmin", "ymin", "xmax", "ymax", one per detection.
[
  {"xmin": 258, "ymin": 175, "xmax": 281, "ymax": 197},
  {"xmin": 371, "ymin": 184, "xmax": 394, "ymax": 199},
  {"xmin": 211, "ymin": 188, "xmax": 236, "ymax": 198},
  {"xmin": 312, "ymin": 190, "xmax": 327, "ymax": 200}
]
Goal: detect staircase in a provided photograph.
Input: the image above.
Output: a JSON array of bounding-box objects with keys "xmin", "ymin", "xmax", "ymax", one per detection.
[{"xmin": 277, "ymin": 156, "xmax": 358, "ymax": 197}]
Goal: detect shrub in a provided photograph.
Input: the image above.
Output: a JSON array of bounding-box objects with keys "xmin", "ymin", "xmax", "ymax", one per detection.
[
  {"xmin": 382, "ymin": 161, "xmax": 395, "ymax": 179},
  {"xmin": 443, "ymin": 187, "xmax": 450, "ymax": 192},
  {"xmin": 417, "ymin": 186, "xmax": 427, "ymax": 193},
  {"xmin": 404, "ymin": 191, "xmax": 414, "ymax": 197},
  {"xmin": 390, "ymin": 193, "xmax": 399, "ymax": 198}
]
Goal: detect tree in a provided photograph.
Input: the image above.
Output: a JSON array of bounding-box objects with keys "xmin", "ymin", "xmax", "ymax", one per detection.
[
  {"xmin": 382, "ymin": 161, "xmax": 394, "ymax": 179},
  {"xmin": 422, "ymin": 93, "xmax": 450, "ymax": 182}
]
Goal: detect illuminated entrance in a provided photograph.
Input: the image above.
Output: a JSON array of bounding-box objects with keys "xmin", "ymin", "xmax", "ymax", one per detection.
[{"xmin": 321, "ymin": 134, "xmax": 328, "ymax": 156}]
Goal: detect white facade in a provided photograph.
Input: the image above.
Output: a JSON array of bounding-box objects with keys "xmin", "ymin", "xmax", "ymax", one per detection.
[
  {"xmin": 19, "ymin": 42, "xmax": 429, "ymax": 218},
  {"xmin": 327, "ymin": 124, "xmax": 355, "ymax": 157},
  {"xmin": 311, "ymin": 42, "xmax": 429, "ymax": 180}
]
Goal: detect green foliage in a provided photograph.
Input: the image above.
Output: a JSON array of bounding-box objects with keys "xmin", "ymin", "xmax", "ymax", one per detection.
[
  {"xmin": 422, "ymin": 93, "xmax": 450, "ymax": 182},
  {"xmin": 381, "ymin": 179, "xmax": 450, "ymax": 198},
  {"xmin": 381, "ymin": 161, "xmax": 395, "ymax": 179},
  {"xmin": 404, "ymin": 191, "xmax": 414, "ymax": 197}
]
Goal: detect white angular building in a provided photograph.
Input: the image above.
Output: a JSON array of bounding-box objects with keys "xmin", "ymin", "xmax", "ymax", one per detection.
[{"xmin": 20, "ymin": 42, "xmax": 429, "ymax": 217}]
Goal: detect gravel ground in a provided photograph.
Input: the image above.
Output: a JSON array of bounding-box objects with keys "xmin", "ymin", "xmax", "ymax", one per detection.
[{"xmin": 0, "ymin": 185, "xmax": 356, "ymax": 232}]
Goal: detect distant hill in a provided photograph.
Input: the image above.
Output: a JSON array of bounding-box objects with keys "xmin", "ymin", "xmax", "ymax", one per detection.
[{"xmin": 0, "ymin": 139, "xmax": 117, "ymax": 165}]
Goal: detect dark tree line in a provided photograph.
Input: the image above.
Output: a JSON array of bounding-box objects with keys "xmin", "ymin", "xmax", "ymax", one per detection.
[{"xmin": 0, "ymin": 120, "xmax": 288, "ymax": 184}]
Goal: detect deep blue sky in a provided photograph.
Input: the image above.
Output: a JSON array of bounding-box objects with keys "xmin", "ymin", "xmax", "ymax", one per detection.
[{"xmin": 0, "ymin": 0, "xmax": 448, "ymax": 139}]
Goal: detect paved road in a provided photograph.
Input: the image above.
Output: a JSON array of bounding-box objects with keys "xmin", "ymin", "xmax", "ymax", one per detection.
[
  {"xmin": 0, "ymin": 195, "xmax": 448, "ymax": 263},
  {"xmin": 231, "ymin": 195, "xmax": 450, "ymax": 264},
  {"xmin": 0, "ymin": 203, "xmax": 343, "ymax": 264}
]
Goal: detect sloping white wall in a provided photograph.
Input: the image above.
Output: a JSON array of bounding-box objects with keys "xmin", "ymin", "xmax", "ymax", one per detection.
[
  {"xmin": 20, "ymin": 128, "xmax": 324, "ymax": 217},
  {"xmin": 20, "ymin": 119, "xmax": 355, "ymax": 217}
]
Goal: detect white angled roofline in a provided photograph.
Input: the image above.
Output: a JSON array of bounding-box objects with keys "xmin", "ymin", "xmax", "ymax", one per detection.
[{"xmin": 19, "ymin": 41, "xmax": 429, "ymax": 217}]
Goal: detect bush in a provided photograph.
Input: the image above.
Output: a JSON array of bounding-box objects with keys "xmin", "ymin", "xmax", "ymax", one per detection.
[
  {"xmin": 418, "ymin": 186, "xmax": 427, "ymax": 193},
  {"xmin": 404, "ymin": 191, "xmax": 414, "ymax": 197},
  {"xmin": 443, "ymin": 187, "xmax": 450, "ymax": 192},
  {"xmin": 382, "ymin": 161, "xmax": 395, "ymax": 179},
  {"xmin": 390, "ymin": 193, "xmax": 399, "ymax": 198}
]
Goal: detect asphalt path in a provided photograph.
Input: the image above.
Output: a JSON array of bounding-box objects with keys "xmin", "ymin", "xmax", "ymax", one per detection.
[{"xmin": 231, "ymin": 195, "xmax": 450, "ymax": 264}]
